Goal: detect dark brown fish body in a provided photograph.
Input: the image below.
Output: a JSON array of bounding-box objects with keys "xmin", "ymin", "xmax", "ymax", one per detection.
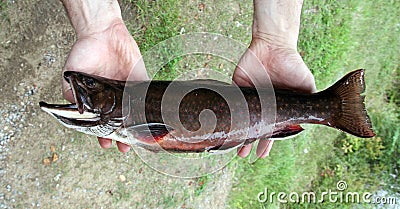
[{"xmin": 40, "ymin": 69, "xmax": 375, "ymax": 153}]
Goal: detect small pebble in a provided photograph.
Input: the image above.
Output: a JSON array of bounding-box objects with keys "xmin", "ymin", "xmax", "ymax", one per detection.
[
  {"xmin": 50, "ymin": 145, "xmax": 56, "ymax": 153},
  {"xmin": 52, "ymin": 153, "xmax": 58, "ymax": 162},
  {"xmin": 54, "ymin": 174, "xmax": 62, "ymax": 182},
  {"xmin": 119, "ymin": 175, "xmax": 126, "ymax": 182},
  {"xmin": 43, "ymin": 158, "xmax": 51, "ymax": 165}
]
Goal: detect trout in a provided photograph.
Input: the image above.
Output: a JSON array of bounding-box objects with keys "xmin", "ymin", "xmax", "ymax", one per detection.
[{"xmin": 39, "ymin": 69, "xmax": 375, "ymax": 153}]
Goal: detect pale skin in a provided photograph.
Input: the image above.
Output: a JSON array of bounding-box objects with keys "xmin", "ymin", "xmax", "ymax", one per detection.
[
  {"xmin": 60, "ymin": 0, "xmax": 316, "ymax": 157},
  {"xmin": 234, "ymin": 0, "xmax": 316, "ymax": 158}
]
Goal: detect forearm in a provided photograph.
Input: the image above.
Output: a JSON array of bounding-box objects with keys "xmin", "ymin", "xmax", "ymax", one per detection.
[
  {"xmin": 61, "ymin": 0, "xmax": 122, "ymax": 37},
  {"xmin": 253, "ymin": 0, "xmax": 304, "ymax": 48}
]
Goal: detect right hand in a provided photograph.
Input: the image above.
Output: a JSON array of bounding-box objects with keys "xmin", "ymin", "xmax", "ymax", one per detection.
[{"xmin": 62, "ymin": 19, "xmax": 148, "ymax": 153}]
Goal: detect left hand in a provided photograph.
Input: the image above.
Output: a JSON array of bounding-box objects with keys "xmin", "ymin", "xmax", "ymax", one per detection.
[
  {"xmin": 233, "ymin": 38, "xmax": 316, "ymax": 158},
  {"xmin": 233, "ymin": 0, "xmax": 316, "ymax": 159}
]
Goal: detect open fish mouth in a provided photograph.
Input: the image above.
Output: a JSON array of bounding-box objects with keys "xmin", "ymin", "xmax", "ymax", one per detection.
[
  {"xmin": 39, "ymin": 102, "xmax": 119, "ymax": 138},
  {"xmin": 39, "ymin": 102, "xmax": 101, "ymax": 127},
  {"xmin": 39, "ymin": 71, "xmax": 125, "ymax": 137}
]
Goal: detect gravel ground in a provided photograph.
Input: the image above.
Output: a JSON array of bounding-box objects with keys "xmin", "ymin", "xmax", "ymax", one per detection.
[{"xmin": 0, "ymin": 1, "xmax": 235, "ymax": 208}]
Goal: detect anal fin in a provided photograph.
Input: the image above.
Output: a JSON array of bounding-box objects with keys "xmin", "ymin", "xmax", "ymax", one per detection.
[{"xmin": 271, "ymin": 125, "xmax": 304, "ymax": 138}]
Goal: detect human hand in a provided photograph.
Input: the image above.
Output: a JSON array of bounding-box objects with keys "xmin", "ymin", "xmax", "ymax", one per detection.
[
  {"xmin": 233, "ymin": 38, "xmax": 316, "ymax": 158},
  {"xmin": 233, "ymin": 0, "xmax": 316, "ymax": 158},
  {"xmin": 61, "ymin": 0, "xmax": 148, "ymax": 152}
]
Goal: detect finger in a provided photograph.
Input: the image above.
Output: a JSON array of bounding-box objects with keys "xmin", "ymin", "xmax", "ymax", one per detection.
[
  {"xmin": 256, "ymin": 140, "xmax": 273, "ymax": 157},
  {"xmin": 62, "ymin": 77, "xmax": 75, "ymax": 103},
  {"xmin": 237, "ymin": 144, "xmax": 252, "ymax": 158},
  {"xmin": 116, "ymin": 141, "xmax": 131, "ymax": 153},
  {"xmin": 98, "ymin": 137, "xmax": 112, "ymax": 149},
  {"xmin": 260, "ymin": 140, "xmax": 274, "ymax": 158}
]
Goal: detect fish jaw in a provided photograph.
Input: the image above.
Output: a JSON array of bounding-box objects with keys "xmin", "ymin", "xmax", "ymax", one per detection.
[
  {"xmin": 39, "ymin": 101, "xmax": 116, "ymax": 137},
  {"xmin": 39, "ymin": 102, "xmax": 99, "ymax": 120}
]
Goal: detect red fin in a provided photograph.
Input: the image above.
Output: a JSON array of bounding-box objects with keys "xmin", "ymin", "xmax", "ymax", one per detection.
[
  {"xmin": 324, "ymin": 69, "xmax": 375, "ymax": 138},
  {"xmin": 271, "ymin": 125, "xmax": 304, "ymax": 138},
  {"xmin": 126, "ymin": 123, "xmax": 173, "ymax": 144}
]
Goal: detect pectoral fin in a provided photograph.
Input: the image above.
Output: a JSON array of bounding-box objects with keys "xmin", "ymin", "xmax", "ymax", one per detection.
[{"xmin": 125, "ymin": 123, "xmax": 174, "ymax": 144}]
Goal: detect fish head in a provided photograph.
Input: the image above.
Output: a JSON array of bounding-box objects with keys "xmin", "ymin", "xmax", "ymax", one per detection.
[
  {"xmin": 63, "ymin": 71, "xmax": 122, "ymax": 115},
  {"xmin": 39, "ymin": 71, "xmax": 127, "ymax": 137}
]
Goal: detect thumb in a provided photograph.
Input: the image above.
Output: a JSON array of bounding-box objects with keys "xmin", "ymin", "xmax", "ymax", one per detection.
[
  {"xmin": 62, "ymin": 77, "xmax": 75, "ymax": 103},
  {"xmin": 281, "ymin": 56, "xmax": 317, "ymax": 93},
  {"xmin": 126, "ymin": 56, "xmax": 149, "ymax": 82},
  {"xmin": 233, "ymin": 47, "xmax": 271, "ymax": 88}
]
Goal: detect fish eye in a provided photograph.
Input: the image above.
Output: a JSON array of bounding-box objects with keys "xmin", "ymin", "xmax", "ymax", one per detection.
[{"xmin": 82, "ymin": 77, "xmax": 96, "ymax": 88}]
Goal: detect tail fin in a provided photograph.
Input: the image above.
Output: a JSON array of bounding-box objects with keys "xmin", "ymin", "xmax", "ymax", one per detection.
[{"xmin": 326, "ymin": 69, "xmax": 375, "ymax": 138}]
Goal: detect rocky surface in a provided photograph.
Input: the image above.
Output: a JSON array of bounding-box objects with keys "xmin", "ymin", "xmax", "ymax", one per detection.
[{"xmin": 0, "ymin": 1, "xmax": 234, "ymax": 208}]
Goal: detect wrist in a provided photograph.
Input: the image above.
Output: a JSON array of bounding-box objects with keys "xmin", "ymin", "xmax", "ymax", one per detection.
[
  {"xmin": 61, "ymin": 0, "xmax": 123, "ymax": 38},
  {"xmin": 252, "ymin": 0, "xmax": 303, "ymax": 49}
]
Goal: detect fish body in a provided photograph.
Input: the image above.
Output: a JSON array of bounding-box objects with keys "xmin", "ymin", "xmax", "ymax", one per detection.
[{"xmin": 40, "ymin": 69, "xmax": 375, "ymax": 153}]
